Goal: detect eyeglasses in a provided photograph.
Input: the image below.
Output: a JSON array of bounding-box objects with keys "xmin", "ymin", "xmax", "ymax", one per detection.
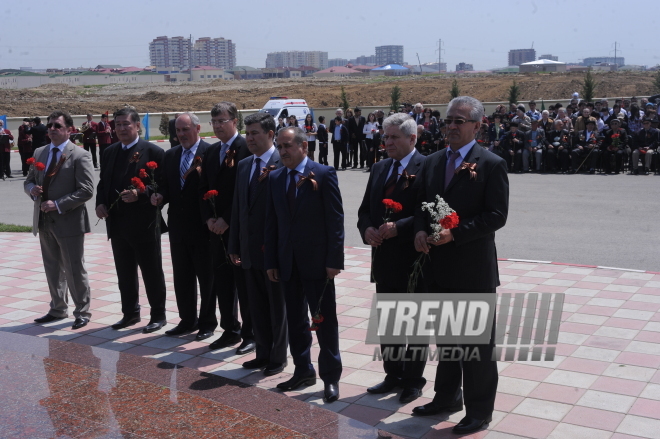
[
  {"xmin": 209, "ymin": 119, "xmax": 234, "ymax": 126},
  {"xmin": 46, "ymin": 122, "xmax": 64, "ymax": 129},
  {"xmin": 443, "ymin": 118, "xmax": 477, "ymax": 126}
]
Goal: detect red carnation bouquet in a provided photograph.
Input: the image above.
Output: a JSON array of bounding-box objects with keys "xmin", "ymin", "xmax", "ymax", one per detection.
[
  {"xmin": 27, "ymin": 157, "xmax": 46, "ymax": 171},
  {"xmin": 141, "ymin": 161, "xmax": 161, "ymax": 238},
  {"xmin": 203, "ymin": 190, "xmax": 229, "ymax": 264},
  {"xmin": 371, "ymin": 199, "xmax": 404, "ymax": 284},
  {"xmin": 309, "ymin": 279, "xmax": 331, "ymax": 332},
  {"xmin": 408, "ymin": 195, "xmax": 460, "ymax": 293},
  {"xmin": 96, "ymin": 175, "xmax": 146, "ymax": 225}
]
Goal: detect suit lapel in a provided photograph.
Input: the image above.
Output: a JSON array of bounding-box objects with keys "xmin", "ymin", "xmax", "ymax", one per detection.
[
  {"xmin": 173, "ymin": 146, "xmax": 184, "ymax": 195},
  {"xmin": 374, "ymin": 158, "xmax": 391, "ymax": 199},
  {"xmin": 433, "ymin": 149, "xmax": 448, "ymax": 196},
  {"xmin": 445, "ymin": 144, "xmax": 481, "ymax": 194},
  {"xmin": 249, "ymin": 150, "xmax": 280, "ymax": 211},
  {"xmin": 292, "ymin": 161, "xmax": 314, "ymax": 218}
]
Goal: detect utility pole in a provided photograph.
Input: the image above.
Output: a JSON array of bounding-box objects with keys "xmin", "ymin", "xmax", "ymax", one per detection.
[
  {"xmin": 614, "ymin": 41, "xmax": 617, "ymax": 69},
  {"xmin": 189, "ymin": 34, "xmax": 193, "ymax": 82},
  {"xmin": 436, "ymin": 39, "xmax": 445, "ymax": 72},
  {"xmin": 416, "ymin": 53, "xmax": 422, "ymax": 74}
]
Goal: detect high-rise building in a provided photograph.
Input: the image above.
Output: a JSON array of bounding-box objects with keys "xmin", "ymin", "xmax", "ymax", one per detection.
[
  {"xmin": 375, "ymin": 45, "xmax": 404, "ymax": 65},
  {"xmin": 539, "ymin": 54, "xmax": 559, "ymax": 62},
  {"xmin": 353, "ymin": 55, "xmax": 376, "ymax": 65},
  {"xmin": 455, "ymin": 62, "xmax": 474, "ymax": 72},
  {"xmin": 265, "ymin": 51, "xmax": 328, "ymax": 69},
  {"xmin": 194, "ymin": 37, "xmax": 236, "ymax": 69},
  {"xmin": 508, "ymin": 49, "xmax": 536, "ymax": 66},
  {"xmin": 582, "ymin": 56, "xmax": 625, "ymax": 66},
  {"xmin": 149, "ymin": 36, "xmax": 191, "ymax": 72},
  {"xmin": 328, "ymin": 58, "xmax": 349, "ymax": 67}
]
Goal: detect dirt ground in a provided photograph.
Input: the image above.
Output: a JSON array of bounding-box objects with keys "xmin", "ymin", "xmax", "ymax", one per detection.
[{"xmin": 1, "ymin": 71, "xmax": 657, "ymax": 116}]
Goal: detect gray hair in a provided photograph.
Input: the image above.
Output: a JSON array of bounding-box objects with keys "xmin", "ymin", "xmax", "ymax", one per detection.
[
  {"xmin": 211, "ymin": 101, "xmax": 238, "ymax": 119},
  {"xmin": 414, "ymin": 103, "xmax": 423, "ymax": 109},
  {"xmin": 542, "ymin": 110, "xmax": 549, "ymax": 116},
  {"xmin": 278, "ymin": 126, "xmax": 307, "ymax": 145},
  {"xmin": 382, "ymin": 113, "xmax": 417, "ymax": 137},
  {"xmin": 447, "ymin": 96, "xmax": 484, "ymax": 122},
  {"xmin": 177, "ymin": 112, "xmax": 200, "ymax": 126}
]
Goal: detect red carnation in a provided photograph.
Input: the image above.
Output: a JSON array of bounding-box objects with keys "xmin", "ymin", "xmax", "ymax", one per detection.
[
  {"xmin": 308, "ymin": 324, "xmax": 319, "ymax": 332},
  {"xmin": 146, "ymin": 161, "xmax": 158, "ymax": 170},
  {"xmin": 203, "ymin": 190, "xmax": 218, "ymax": 201},
  {"xmin": 35, "ymin": 162, "xmax": 46, "ymax": 171},
  {"xmin": 27, "ymin": 157, "xmax": 35, "ymax": 165},
  {"xmin": 312, "ymin": 314, "xmax": 324, "ymax": 324},
  {"xmin": 439, "ymin": 212, "xmax": 459, "ymax": 229},
  {"xmin": 131, "ymin": 177, "xmax": 146, "ymax": 193},
  {"xmin": 382, "ymin": 199, "xmax": 403, "ymax": 213},
  {"xmin": 139, "ymin": 169, "xmax": 148, "ymax": 179}
]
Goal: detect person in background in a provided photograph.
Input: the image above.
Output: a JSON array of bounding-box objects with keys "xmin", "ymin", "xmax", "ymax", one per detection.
[
  {"xmin": 81, "ymin": 114, "xmax": 98, "ymax": 169},
  {"xmin": 97, "ymin": 114, "xmax": 113, "ymax": 169},
  {"xmin": 317, "ymin": 116, "xmax": 329, "ymax": 165},
  {"xmin": 168, "ymin": 113, "xmax": 180, "ymax": 149},
  {"xmin": 18, "ymin": 118, "xmax": 33, "ymax": 177},
  {"xmin": 363, "ymin": 112, "xmax": 379, "ymax": 171},
  {"xmin": 0, "ymin": 120, "xmax": 14, "ymax": 179},
  {"xmin": 303, "ymin": 113, "xmax": 317, "ymax": 161}
]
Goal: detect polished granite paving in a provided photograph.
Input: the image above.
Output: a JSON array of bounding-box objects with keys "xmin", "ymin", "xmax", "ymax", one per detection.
[{"xmin": 1, "ymin": 232, "xmax": 660, "ymax": 438}]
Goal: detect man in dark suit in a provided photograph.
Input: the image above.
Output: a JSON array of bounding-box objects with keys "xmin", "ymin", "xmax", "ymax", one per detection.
[
  {"xmin": 347, "ymin": 107, "xmax": 366, "ymax": 168},
  {"xmin": 331, "ymin": 117, "xmax": 349, "ymax": 170},
  {"xmin": 357, "ymin": 113, "xmax": 427, "ymax": 404},
  {"xmin": 199, "ymin": 102, "xmax": 254, "ymax": 354},
  {"xmin": 168, "ymin": 113, "xmax": 179, "ymax": 149},
  {"xmin": 24, "ymin": 110, "xmax": 95, "ymax": 330},
  {"xmin": 228, "ymin": 113, "xmax": 288, "ymax": 376},
  {"xmin": 571, "ymin": 119, "xmax": 601, "ymax": 173},
  {"xmin": 82, "ymin": 114, "xmax": 98, "ymax": 169},
  {"xmin": 151, "ymin": 112, "xmax": 213, "ymax": 338},
  {"xmin": 412, "ymin": 96, "xmax": 509, "ymax": 435},
  {"xmin": 27, "ymin": 117, "xmax": 49, "ymax": 149},
  {"xmin": 95, "ymin": 107, "xmax": 168, "ymax": 333},
  {"xmin": 265, "ymin": 126, "xmax": 344, "ymax": 403}
]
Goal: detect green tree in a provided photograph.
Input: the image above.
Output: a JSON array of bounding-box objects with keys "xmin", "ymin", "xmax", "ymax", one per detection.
[
  {"xmin": 450, "ymin": 79, "xmax": 460, "ymax": 99},
  {"xmin": 653, "ymin": 69, "xmax": 660, "ymax": 94},
  {"xmin": 508, "ymin": 81, "xmax": 520, "ymax": 104},
  {"xmin": 340, "ymin": 86, "xmax": 350, "ymax": 112},
  {"xmin": 581, "ymin": 68, "xmax": 598, "ymax": 103},
  {"xmin": 158, "ymin": 113, "xmax": 169, "ymax": 136},
  {"xmin": 390, "ymin": 85, "xmax": 401, "ymax": 111},
  {"xmin": 237, "ymin": 111, "xmax": 244, "ymax": 133}
]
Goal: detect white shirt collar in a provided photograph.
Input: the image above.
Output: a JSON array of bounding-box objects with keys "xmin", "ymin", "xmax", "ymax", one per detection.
[
  {"xmin": 394, "ymin": 148, "xmax": 416, "ymax": 170},
  {"xmin": 289, "ymin": 156, "xmax": 308, "ymax": 175},
  {"xmin": 222, "ymin": 131, "xmax": 239, "ymax": 147},
  {"xmin": 255, "ymin": 145, "xmax": 275, "ymax": 164},
  {"xmin": 448, "ymin": 140, "xmax": 476, "ymax": 160},
  {"xmin": 183, "ymin": 139, "xmax": 201, "ymax": 156},
  {"xmin": 122, "ymin": 136, "xmax": 139, "ymax": 150},
  {"xmin": 49, "ymin": 140, "xmax": 68, "ymax": 151}
]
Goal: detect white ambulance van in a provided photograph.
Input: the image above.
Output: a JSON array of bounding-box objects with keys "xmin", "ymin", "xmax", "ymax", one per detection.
[{"xmin": 258, "ymin": 97, "xmax": 313, "ymax": 126}]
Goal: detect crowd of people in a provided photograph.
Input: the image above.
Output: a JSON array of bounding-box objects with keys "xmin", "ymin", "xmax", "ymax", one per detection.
[{"xmin": 22, "ymin": 95, "xmax": 511, "ymax": 434}]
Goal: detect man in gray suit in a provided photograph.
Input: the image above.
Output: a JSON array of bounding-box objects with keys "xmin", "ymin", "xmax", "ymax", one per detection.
[
  {"xmin": 229, "ymin": 113, "xmax": 288, "ymax": 376},
  {"xmin": 24, "ymin": 110, "xmax": 95, "ymax": 330}
]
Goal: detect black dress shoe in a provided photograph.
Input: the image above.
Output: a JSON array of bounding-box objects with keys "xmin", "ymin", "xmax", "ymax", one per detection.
[
  {"xmin": 209, "ymin": 331, "xmax": 241, "ymax": 350},
  {"xmin": 34, "ymin": 314, "xmax": 64, "ymax": 324},
  {"xmin": 71, "ymin": 318, "xmax": 89, "ymax": 330},
  {"xmin": 264, "ymin": 361, "xmax": 287, "ymax": 376},
  {"xmin": 111, "ymin": 316, "xmax": 141, "ymax": 330},
  {"xmin": 367, "ymin": 380, "xmax": 399, "ymax": 394},
  {"xmin": 143, "ymin": 320, "xmax": 167, "ymax": 333},
  {"xmin": 412, "ymin": 391, "xmax": 463, "ymax": 416},
  {"xmin": 243, "ymin": 358, "xmax": 269, "ymax": 369},
  {"xmin": 452, "ymin": 415, "xmax": 492, "ymax": 434},
  {"xmin": 196, "ymin": 330, "xmax": 214, "ymax": 341},
  {"xmin": 276, "ymin": 372, "xmax": 317, "ymax": 391},
  {"xmin": 399, "ymin": 387, "xmax": 423, "ymax": 404},
  {"xmin": 236, "ymin": 339, "xmax": 256, "ymax": 355},
  {"xmin": 323, "ymin": 382, "xmax": 339, "ymax": 403},
  {"xmin": 165, "ymin": 323, "xmax": 198, "ymax": 336}
]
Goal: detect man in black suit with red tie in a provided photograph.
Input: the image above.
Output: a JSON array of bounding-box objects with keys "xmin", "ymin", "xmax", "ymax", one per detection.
[
  {"xmin": 412, "ymin": 96, "xmax": 509, "ymax": 435},
  {"xmin": 199, "ymin": 102, "xmax": 254, "ymax": 354},
  {"xmin": 357, "ymin": 113, "xmax": 427, "ymax": 404},
  {"xmin": 229, "ymin": 113, "xmax": 287, "ymax": 376},
  {"xmin": 151, "ymin": 112, "xmax": 213, "ymax": 338},
  {"xmin": 95, "ymin": 107, "xmax": 168, "ymax": 333}
]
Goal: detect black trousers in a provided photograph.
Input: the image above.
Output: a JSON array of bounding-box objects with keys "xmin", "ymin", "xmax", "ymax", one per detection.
[
  {"xmin": 199, "ymin": 232, "xmax": 252, "ymax": 339},
  {"xmin": 19, "ymin": 148, "xmax": 31, "ymax": 176},
  {"xmin": 332, "ymin": 141, "xmax": 347, "ymax": 169},
  {"xmin": 83, "ymin": 142, "xmax": 97, "ymax": 167},
  {"xmin": 557, "ymin": 148, "xmax": 571, "ymax": 172},
  {"xmin": 170, "ymin": 239, "xmax": 213, "ymax": 328},
  {"xmin": 110, "ymin": 234, "xmax": 167, "ymax": 320},
  {"xmin": 493, "ymin": 149, "xmax": 512, "ymax": 172},
  {"xmin": 425, "ymin": 281, "xmax": 498, "ymax": 420},
  {"xmin": 318, "ymin": 142, "xmax": 328, "ymax": 165},
  {"xmin": 1, "ymin": 151, "xmax": 10, "ymax": 177},
  {"xmin": 365, "ymin": 139, "xmax": 376, "ymax": 169},
  {"xmin": 571, "ymin": 147, "xmax": 600, "ymax": 171},
  {"xmin": 376, "ymin": 284, "xmax": 428, "ymax": 389},
  {"xmin": 244, "ymin": 266, "xmax": 288, "ymax": 363},
  {"xmin": 602, "ymin": 148, "xmax": 625, "ymax": 173}
]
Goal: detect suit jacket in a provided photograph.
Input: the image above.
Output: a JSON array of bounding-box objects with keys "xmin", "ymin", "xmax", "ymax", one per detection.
[
  {"xmin": 96, "ymin": 139, "xmax": 167, "ymax": 241},
  {"xmin": 199, "ymin": 135, "xmax": 250, "ymax": 225},
  {"xmin": 228, "ymin": 149, "xmax": 282, "ymax": 270},
  {"xmin": 264, "ymin": 160, "xmax": 344, "ymax": 281},
  {"xmin": 82, "ymin": 121, "xmax": 97, "ymax": 144},
  {"xmin": 168, "ymin": 118, "xmax": 178, "ymax": 144},
  {"xmin": 27, "ymin": 123, "xmax": 48, "ymax": 148},
  {"xmin": 357, "ymin": 152, "xmax": 425, "ymax": 288},
  {"xmin": 330, "ymin": 125, "xmax": 349, "ymax": 146},
  {"xmin": 524, "ymin": 129, "xmax": 548, "ymax": 148},
  {"xmin": 96, "ymin": 121, "xmax": 112, "ymax": 145},
  {"xmin": 159, "ymin": 140, "xmax": 211, "ymax": 244},
  {"xmin": 24, "ymin": 141, "xmax": 94, "ymax": 237},
  {"xmin": 414, "ymin": 145, "xmax": 509, "ymax": 289},
  {"xmin": 633, "ymin": 128, "xmax": 658, "ymax": 150},
  {"xmin": 328, "ymin": 118, "xmax": 347, "ymax": 138},
  {"xmin": 347, "ymin": 116, "xmax": 366, "ymax": 142},
  {"xmin": 501, "ymin": 131, "xmax": 524, "ymax": 152}
]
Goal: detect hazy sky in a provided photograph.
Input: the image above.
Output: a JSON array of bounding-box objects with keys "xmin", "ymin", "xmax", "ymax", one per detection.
[{"xmin": 2, "ymin": 0, "xmax": 657, "ymax": 71}]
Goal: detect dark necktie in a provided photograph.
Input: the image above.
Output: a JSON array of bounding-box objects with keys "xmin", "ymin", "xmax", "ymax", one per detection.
[
  {"xmin": 383, "ymin": 160, "xmax": 401, "ymax": 197},
  {"xmin": 287, "ymin": 169, "xmax": 298, "ymax": 214},
  {"xmin": 42, "ymin": 148, "xmax": 59, "ymax": 201},
  {"xmin": 445, "ymin": 151, "xmax": 461, "ymax": 189},
  {"xmin": 248, "ymin": 157, "xmax": 261, "ymax": 203},
  {"xmin": 180, "ymin": 149, "xmax": 192, "ymax": 188}
]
